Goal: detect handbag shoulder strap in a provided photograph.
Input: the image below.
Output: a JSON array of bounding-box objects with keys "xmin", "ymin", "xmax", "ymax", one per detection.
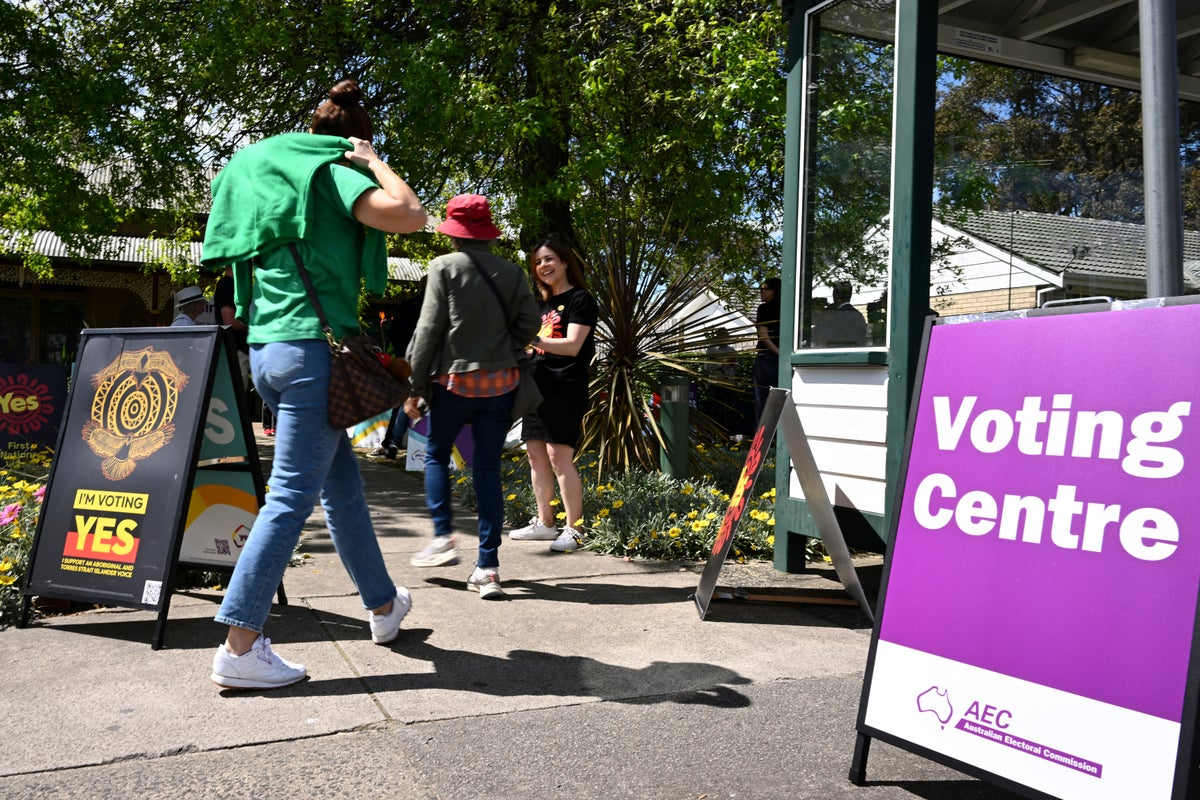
[
  {"xmin": 287, "ymin": 243, "xmax": 340, "ymax": 348},
  {"xmin": 461, "ymin": 249, "xmax": 517, "ymax": 330}
]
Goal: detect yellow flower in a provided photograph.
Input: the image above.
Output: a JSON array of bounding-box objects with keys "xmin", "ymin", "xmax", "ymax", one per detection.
[
  {"xmin": 628, "ymin": 537, "xmax": 640, "ymax": 547},
  {"xmin": 767, "ymin": 534, "xmax": 775, "ymax": 546},
  {"xmin": 695, "ymin": 443, "xmax": 706, "ymax": 452},
  {"xmin": 705, "ymin": 511, "xmax": 718, "ymax": 519},
  {"xmin": 597, "ymin": 508, "xmax": 609, "ymax": 518},
  {"xmin": 669, "ymin": 512, "xmax": 677, "ymax": 519},
  {"xmin": 611, "ymin": 499, "xmax": 624, "ymax": 509},
  {"xmin": 668, "ymin": 527, "xmax": 682, "ymax": 537},
  {"xmin": 0, "ymin": 557, "xmax": 12, "ymax": 571},
  {"xmin": 650, "ymin": 531, "xmax": 659, "ymax": 539},
  {"xmin": 690, "ymin": 520, "xmax": 707, "ymax": 532},
  {"xmin": 506, "ymin": 493, "xmax": 516, "ymax": 501},
  {"xmin": 768, "ymin": 517, "xmax": 775, "ymax": 526},
  {"xmin": 556, "ymin": 511, "xmax": 566, "ymax": 520},
  {"xmin": 680, "ymin": 484, "xmax": 694, "ymax": 495},
  {"xmin": 709, "ymin": 487, "xmax": 722, "ymax": 496},
  {"xmin": 686, "ymin": 509, "xmax": 698, "ymax": 519},
  {"xmin": 550, "ymin": 498, "xmax": 560, "ymax": 506},
  {"xmin": 0, "ymin": 574, "xmax": 15, "ymax": 585}
]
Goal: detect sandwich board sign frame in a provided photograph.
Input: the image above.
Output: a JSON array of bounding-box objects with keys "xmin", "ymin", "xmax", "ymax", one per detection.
[
  {"xmin": 852, "ymin": 297, "xmax": 1200, "ymax": 800},
  {"xmin": 20, "ymin": 326, "xmax": 267, "ymax": 650},
  {"xmin": 694, "ymin": 387, "xmax": 873, "ymax": 622}
]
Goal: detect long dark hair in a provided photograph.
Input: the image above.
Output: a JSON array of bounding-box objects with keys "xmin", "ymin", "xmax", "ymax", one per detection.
[
  {"xmin": 310, "ymin": 79, "xmax": 373, "ymax": 140},
  {"xmin": 528, "ymin": 235, "xmax": 587, "ymax": 300}
]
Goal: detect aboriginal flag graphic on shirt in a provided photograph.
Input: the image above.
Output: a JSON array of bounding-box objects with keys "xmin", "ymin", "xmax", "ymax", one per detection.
[{"xmin": 534, "ymin": 287, "xmax": 598, "ymax": 384}]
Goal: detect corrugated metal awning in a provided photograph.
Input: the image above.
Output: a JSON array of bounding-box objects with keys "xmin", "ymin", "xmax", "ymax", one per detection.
[
  {"xmin": 0, "ymin": 229, "xmax": 203, "ymax": 266},
  {"xmin": 2, "ymin": 228, "xmax": 427, "ymax": 281},
  {"xmin": 388, "ymin": 257, "xmax": 426, "ymax": 282}
]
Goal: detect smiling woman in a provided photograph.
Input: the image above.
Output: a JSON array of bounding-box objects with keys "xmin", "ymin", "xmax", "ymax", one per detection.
[{"xmin": 510, "ymin": 234, "xmax": 598, "ymax": 555}]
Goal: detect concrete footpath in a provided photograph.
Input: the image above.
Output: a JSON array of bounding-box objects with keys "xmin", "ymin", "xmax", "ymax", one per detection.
[{"xmin": 2, "ymin": 431, "xmax": 1021, "ymax": 800}]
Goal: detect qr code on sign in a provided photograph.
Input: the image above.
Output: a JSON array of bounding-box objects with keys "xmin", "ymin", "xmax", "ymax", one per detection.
[{"xmin": 142, "ymin": 580, "xmax": 162, "ymax": 606}]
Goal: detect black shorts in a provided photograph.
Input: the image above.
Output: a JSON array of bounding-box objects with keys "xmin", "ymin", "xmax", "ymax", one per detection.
[{"xmin": 520, "ymin": 380, "xmax": 589, "ymax": 448}]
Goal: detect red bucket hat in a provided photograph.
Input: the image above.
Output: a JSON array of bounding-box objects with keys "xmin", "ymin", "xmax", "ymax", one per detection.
[{"xmin": 435, "ymin": 194, "xmax": 502, "ymax": 240}]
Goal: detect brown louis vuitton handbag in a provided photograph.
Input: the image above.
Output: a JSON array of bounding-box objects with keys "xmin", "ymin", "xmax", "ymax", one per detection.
[{"xmin": 287, "ymin": 244, "xmax": 411, "ymax": 429}]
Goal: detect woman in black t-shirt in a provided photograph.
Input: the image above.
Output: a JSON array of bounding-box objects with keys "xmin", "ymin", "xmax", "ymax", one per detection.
[{"xmin": 509, "ymin": 236, "xmax": 597, "ymax": 554}]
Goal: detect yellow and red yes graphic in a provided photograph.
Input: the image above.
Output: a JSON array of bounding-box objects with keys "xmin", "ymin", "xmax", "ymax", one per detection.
[{"xmin": 62, "ymin": 488, "xmax": 147, "ymax": 564}]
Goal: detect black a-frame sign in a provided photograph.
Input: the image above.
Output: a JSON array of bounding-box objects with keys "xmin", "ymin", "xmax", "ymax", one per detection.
[{"xmin": 19, "ymin": 326, "xmax": 268, "ymax": 649}]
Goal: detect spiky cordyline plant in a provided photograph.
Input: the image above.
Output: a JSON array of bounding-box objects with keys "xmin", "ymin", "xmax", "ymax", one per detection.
[{"xmin": 578, "ymin": 206, "xmax": 755, "ymax": 477}]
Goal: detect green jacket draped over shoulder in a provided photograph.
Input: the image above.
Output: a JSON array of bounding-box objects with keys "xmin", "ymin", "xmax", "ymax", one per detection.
[{"xmin": 200, "ymin": 132, "xmax": 387, "ymax": 328}]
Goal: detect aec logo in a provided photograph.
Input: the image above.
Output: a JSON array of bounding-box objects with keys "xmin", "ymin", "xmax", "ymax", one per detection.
[{"xmin": 0, "ymin": 372, "xmax": 54, "ymax": 436}]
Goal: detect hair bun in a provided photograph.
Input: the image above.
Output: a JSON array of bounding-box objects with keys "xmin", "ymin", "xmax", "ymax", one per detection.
[{"xmin": 328, "ymin": 78, "xmax": 363, "ymax": 108}]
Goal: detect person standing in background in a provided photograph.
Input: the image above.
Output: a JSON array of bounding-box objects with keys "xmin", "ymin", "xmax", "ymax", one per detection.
[
  {"xmin": 373, "ymin": 275, "xmax": 426, "ymax": 459},
  {"xmin": 214, "ymin": 265, "xmax": 252, "ymax": 389},
  {"xmin": 508, "ymin": 235, "xmax": 597, "ymax": 554},
  {"xmin": 202, "ymin": 78, "xmax": 427, "ymax": 689},
  {"xmin": 171, "ymin": 286, "xmax": 207, "ymax": 326},
  {"xmin": 810, "ymin": 281, "xmax": 867, "ymax": 348},
  {"xmin": 752, "ymin": 277, "xmax": 781, "ymax": 426}
]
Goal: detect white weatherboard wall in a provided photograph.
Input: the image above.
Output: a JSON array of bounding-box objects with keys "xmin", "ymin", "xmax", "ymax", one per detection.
[{"xmin": 789, "ymin": 364, "xmax": 889, "ymax": 516}]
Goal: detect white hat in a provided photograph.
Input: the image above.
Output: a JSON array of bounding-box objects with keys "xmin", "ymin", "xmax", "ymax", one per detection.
[{"xmin": 175, "ymin": 286, "xmax": 205, "ymax": 308}]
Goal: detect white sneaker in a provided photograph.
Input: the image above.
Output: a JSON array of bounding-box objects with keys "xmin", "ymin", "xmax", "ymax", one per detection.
[
  {"xmin": 210, "ymin": 635, "xmax": 306, "ymax": 690},
  {"xmin": 466, "ymin": 566, "xmax": 505, "ymax": 600},
  {"xmin": 369, "ymin": 587, "xmax": 412, "ymax": 644},
  {"xmin": 509, "ymin": 517, "xmax": 558, "ymax": 540},
  {"xmin": 411, "ymin": 535, "xmax": 459, "ymax": 567},
  {"xmin": 549, "ymin": 527, "xmax": 583, "ymax": 553}
]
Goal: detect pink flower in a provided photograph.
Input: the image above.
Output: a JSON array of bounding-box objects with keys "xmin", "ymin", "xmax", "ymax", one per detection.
[
  {"xmin": 34, "ymin": 485, "xmax": 45, "ymax": 503},
  {"xmin": 0, "ymin": 503, "xmax": 22, "ymax": 525}
]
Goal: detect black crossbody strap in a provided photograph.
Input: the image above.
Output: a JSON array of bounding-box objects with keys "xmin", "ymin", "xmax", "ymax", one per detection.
[{"xmin": 461, "ymin": 249, "xmax": 517, "ymax": 331}]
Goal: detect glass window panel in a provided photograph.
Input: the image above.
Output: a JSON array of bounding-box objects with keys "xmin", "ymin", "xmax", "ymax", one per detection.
[
  {"xmin": 0, "ymin": 297, "xmax": 33, "ymax": 364},
  {"xmin": 798, "ymin": 0, "xmax": 896, "ymax": 350},
  {"xmin": 932, "ymin": 61, "xmax": 1200, "ymax": 312},
  {"xmin": 39, "ymin": 298, "xmax": 84, "ymax": 366}
]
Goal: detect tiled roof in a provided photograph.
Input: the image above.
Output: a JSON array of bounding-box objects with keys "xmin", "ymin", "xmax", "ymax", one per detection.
[{"xmin": 952, "ymin": 209, "xmax": 1200, "ymax": 291}]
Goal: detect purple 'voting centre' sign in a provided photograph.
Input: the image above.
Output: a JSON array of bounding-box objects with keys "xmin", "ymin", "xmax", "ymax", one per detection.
[{"xmin": 858, "ymin": 302, "xmax": 1200, "ymax": 800}]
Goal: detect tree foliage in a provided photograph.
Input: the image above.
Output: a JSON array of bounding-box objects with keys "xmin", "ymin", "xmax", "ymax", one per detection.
[
  {"xmin": 1, "ymin": 0, "xmax": 786, "ymax": 298},
  {"xmin": 580, "ymin": 191, "xmax": 754, "ymax": 475}
]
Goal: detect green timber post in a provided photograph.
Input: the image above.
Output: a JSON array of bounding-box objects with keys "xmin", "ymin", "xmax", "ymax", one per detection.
[
  {"xmin": 883, "ymin": 0, "xmax": 937, "ymax": 534},
  {"xmin": 772, "ymin": 1, "xmax": 817, "ymax": 573}
]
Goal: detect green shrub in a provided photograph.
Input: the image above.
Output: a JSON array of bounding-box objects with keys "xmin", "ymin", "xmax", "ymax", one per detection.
[
  {"xmin": 453, "ymin": 441, "xmax": 779, "ymax": 563},
  {"xmin": 0, "ymin": 446, "xmax": 52, "ymax": 628}
]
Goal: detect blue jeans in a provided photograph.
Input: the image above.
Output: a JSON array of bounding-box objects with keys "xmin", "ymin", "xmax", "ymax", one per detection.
[
  {"xmin": 215, "ymin": 340, "xmax": 396, "ymax": 632},
  {"xmin": 424, "ymin": 383, "xmax": 514, "ymax": 569},
  {"xmin": 752, "ymin": 351, "xmax": 779, "ymax": 428},
  {"xmin": 383, "ymin": 405, "xmax": 410, "ymax": 448}
]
